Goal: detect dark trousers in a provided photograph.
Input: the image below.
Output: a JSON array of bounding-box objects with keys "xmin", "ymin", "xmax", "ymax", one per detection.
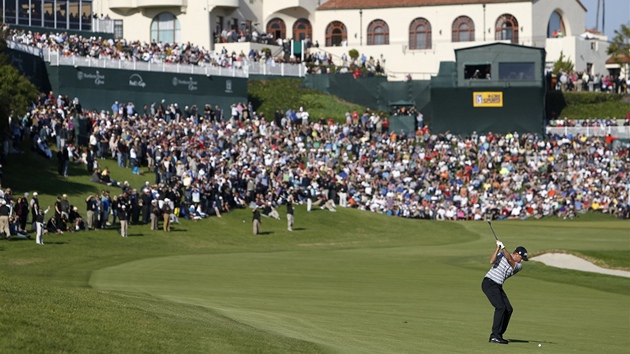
[{"xmin": 482, "ymin": 277, "xmax": 513, "ymax": 338}]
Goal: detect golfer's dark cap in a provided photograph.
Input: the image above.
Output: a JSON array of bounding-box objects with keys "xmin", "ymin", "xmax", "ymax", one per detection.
[{"xmin": 515, "ymin": 246, "xmax": 528, "ymax": 261}]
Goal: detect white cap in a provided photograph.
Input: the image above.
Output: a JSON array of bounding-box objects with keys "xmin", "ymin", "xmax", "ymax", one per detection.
[{"xmin": 33, "ymin": 192, "xmax": 38, "ymax": 196}]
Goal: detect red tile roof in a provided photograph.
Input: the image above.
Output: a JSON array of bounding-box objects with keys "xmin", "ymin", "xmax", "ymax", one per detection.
[
  {"xmin": 318, "ymin": 0, "xmax": 587, "ymax": 11},
  {"xmin": 606, "ymin": 55, "xmax": 630, "ymax": 65},
  {"xmin": 318, "ymin": 0, "xmax": 526, "ymax": 10}
]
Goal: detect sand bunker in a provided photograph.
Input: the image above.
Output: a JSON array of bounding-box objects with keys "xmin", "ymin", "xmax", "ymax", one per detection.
[{"xmin": 531, "ymin": 253, "xmax": 630, "ymax": 278}]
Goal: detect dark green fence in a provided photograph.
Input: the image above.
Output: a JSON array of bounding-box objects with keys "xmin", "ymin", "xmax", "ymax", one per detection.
[
  {"xmin": 6, "ymin": 47, "xmax": 51, "ymax": 92},
  {"xmin": 45, "ymin": 64, "xmax": 248, "ymax": 115},
  {"xmin": 303, "ymin": 74, "xmax": 432, "ymax": 131},
  {"xmin": 431, "ymin": 86, "xmax": 545, "ymax": 135}
]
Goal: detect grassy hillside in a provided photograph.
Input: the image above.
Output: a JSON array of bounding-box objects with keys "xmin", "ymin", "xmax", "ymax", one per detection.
[
  {"xmin": 248, "ymin": 78, "xmax": 364, "ymax": 122},
  {"xmin": 557, "ymin": 92, "xmax": 630, "ymax": 119},
  {"xmin": 1, "ymin": 146, "xmax": 629, "ymax": 353}
]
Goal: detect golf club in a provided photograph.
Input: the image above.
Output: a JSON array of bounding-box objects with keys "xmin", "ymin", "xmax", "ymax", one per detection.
[{"xmin": 487, "ymin": 220, "xmax": 499, "ymax": 241}]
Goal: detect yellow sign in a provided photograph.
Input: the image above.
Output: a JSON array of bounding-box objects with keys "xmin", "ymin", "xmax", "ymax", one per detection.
[{"xmin": 473, "ymin": 92, "xmax": 503, "ymax": 107}]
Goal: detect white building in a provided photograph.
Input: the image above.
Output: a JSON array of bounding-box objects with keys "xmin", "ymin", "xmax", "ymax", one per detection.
[{"xmin": 3, "ymin": 0, "xmax": 610, "ymax": 80}]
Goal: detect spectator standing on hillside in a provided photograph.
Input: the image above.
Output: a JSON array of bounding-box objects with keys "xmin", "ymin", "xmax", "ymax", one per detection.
[
  {"xmin": 286, "ymin": 194, "xmax": 294, "ymax": 232},
  {"xmin": 162, "ymin": 198, "xmax": 172, "ymax": 232},
  {"xmin": 16, "ymin": 196, "xmax": 29, "ymax": 232},
  {"xmin": 85, "ymin": 195, "xmax": 97, "ymax": 229},
  {"xmin": 150, "ymin": 199, "xmax": 160, "ymax": 230},
  {"xmin": 53, "ymin": 196, "xmax": 63, "ymax": 226},
  {"xmin": 0, "ymin": 199, "xmax": 11, "ymax": 239},
  {"xmin": 60, "ymin": 194, "xmax": 70, "ymax": 220},
  {"xmin": 252, "ymin": 206, "xmax": 261, "ymax": 235},
  {"xmin": 35, "ymin": 207, "xmax": 49, "ymax": 245},
  {"xmin": 30, "ymin": 192, "xmax": 39, "ymax": 225},
  {"xmin": 118, "ymin": 204, "xmax": 129, "ymax": 237},
  {"xmin": 141, "ymin": 188, "xmax": 152, "ymax": 224}
]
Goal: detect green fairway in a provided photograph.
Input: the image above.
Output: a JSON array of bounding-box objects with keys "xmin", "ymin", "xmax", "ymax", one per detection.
[{"xmin": 1, "ymin": 149, "xmax": 629, "ymax": 353}]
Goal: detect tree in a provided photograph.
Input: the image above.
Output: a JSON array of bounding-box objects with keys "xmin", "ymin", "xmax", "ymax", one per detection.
[
  {"xmin": 553, "ymin": 51, "xmax": 574, "ymax": 75},
  {"xmin": 348, "ymin": 49, "xmax": 359, "ymax": 61},
  {"xmin": 0, "ymin": 38, "xmax": 39, "ymax": 131},
  {"xmin": 607, "ymin": 24, "xmax": 630, "ymax": 63}
]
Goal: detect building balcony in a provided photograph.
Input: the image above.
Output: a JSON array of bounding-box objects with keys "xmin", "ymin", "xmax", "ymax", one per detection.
[
  {"xmin": 265, "ymin": 0, "xmax": 314, "ymax": 16},
  {"xmin": 109, "ymin": 0, "xmax": 137, "ymax": 10},
  {"xmin": 109, "ymin": 0, "xmax": 190, "ymax": 10},
  {"xmin": 212, "ymin": 0, "xmax": 239, "ymax": 8},
  {"xmin": 136, "ymin": 0, "xmax": 188, "ymax": 8}
]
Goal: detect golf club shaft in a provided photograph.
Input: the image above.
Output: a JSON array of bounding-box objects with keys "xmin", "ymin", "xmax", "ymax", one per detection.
[{"xmin": 487, "ymin": 220, "xmax": 499, "ymax": 241}]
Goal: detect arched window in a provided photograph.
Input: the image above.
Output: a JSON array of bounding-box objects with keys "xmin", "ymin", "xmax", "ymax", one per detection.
[
  {"xmin": 267, "ymin": 18, "xmax": 286, "ymax": 40},
  {"xmin": 325, "ymin": 21, "xmax": 347, "ymax": 47},
  {"xmin": 409, "ymin": 18, "xmax": 432, "ymax": 49},
  {"xmin": 452, "ymin": 16, "xmax": 474, "ymax": 42},
  {"xmin": 547, "ymin": 11, "xmax": 566, "ymax": 38},
  {"xmin": 495, "ymin": 14, "xmax": 519, "ymax": 43},
  {"xmin": 367, "ymin": 20, "xmax": 389, "ymax": 45},
  {"xmin": 293, "ymin": 18, "xmax": 312, "ymax": 41},
  {"xmin": 151, "ymin": 12, "xmax": 181, "ymax": 43}
]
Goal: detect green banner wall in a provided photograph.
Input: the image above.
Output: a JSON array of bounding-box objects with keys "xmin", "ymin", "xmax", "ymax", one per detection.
[
  {"xmin": 430, "ymin": 86, "xmax": 545, "ymax": 135},
  {"xmin": 46, "ymin": 64, "xmax": 248, "ymax": 116}
]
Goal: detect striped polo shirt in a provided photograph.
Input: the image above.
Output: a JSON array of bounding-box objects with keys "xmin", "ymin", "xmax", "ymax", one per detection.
[{"xmin": 485, "ymin": 253, "xmax": 522, "ymax": 285}]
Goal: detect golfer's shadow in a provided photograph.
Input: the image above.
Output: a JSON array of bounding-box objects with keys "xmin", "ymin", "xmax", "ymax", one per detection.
[
  {"xmin": 257, "ymin": 231, "xmax": 273, "ymax": 235},
  {"xmin": 292, "ymin": 227, "xmax": 306, "ymax": 231},
  {"xmin": 507, "ymin": 338, "xmax": 556, "ymax": 344}
]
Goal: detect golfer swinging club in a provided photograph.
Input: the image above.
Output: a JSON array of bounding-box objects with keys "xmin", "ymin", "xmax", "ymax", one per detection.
[{"xmin": 481, "ymin": 239, "xmax": 528, "ymax": 344}]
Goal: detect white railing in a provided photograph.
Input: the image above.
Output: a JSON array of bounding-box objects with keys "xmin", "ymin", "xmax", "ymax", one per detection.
[
  {"xmin": 44, "ymin": 49, "xmax": 250, "ymax": 78},
  {"xmin": 92, "ymin": 19, "xmax": 115, "ymax": 34},
  {"xmin": 6, "ymin": 40, "xmax": 43, "ymax": 57},
  {"xmin": 245, "ymin": 61, "xmax": 306, "ymax": 77},
  {"xmin": 42, "ymin": 48, "xmax": 307, "ymax": 78},
  {"xmin": 546, "ymin": 126, "xmax": 630, "ymax": 139},
  {"xmin": 7, "ymin": 40, "xmax": 307, "ymax": 78}
]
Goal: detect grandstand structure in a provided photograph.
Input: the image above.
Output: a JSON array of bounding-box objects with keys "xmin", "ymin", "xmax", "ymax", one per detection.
[{"xmin": 1, "ymin": 0, "xmax": 611, "ymax": 80}]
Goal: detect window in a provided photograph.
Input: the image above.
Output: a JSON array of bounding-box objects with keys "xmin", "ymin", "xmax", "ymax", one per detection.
[
  {"xmin": 452, "ymin": 16, "xmax": 475, "ymax": 42},
  {"xmin": 547, "ymin": 11, "xmax": 566, "ymax": 38},
  {"xmin": 18, "ymin": 0, "xmax": 30, "ymax": 25},
  {"xmin": 293, "ymin": 18, "xmax": 312, "ymax": 41},
  {"xmin": 367, "ymin": 19, "xmax": 389, "ymax": 45},
  {"xmin": 55, "ymin": 0, "xmax": 66, "ymax": 29},
  {"xmin": 266, "ymin": 18, "xmax": 286, "ymax": 40},
  {"xmin": 464, "ymin": 64, "xmax": 491, "ymax": 79},
  {"xmin": 325, "ymin": 21, "xmax": 347, "ymax": 47},
  {"xmin": 409, "ymin": 18, "xmax": 431, "ymax": 49},
  {"xmin": 69, "ymin": 0, "xmax": 81, "ymax": 30},
  {"xmin": 81, "ymin": 0, "xmax": 92, "ymax": 30},
  {"xmin": 499, "ymin": 62, "xmax": 535, "ymax": 80},
  {"xmin": 151, "ymin": 12, "xmax": 181, "ymax": 43},
  {"xmin": 4, "ymin": 0, "xmax": 17, "ymax": 24},
  {"xmin": 43, "ymin": 0, "xmax": 54, "ymax": 27},
  {"xmin": 495, "ymin": 14, "xmax": 518, "ymax": 43}
]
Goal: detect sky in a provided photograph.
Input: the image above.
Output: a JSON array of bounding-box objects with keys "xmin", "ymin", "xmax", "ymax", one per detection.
[{"xmin": 580, "ymin": 0, "xmax": 630, "ymax": 39}]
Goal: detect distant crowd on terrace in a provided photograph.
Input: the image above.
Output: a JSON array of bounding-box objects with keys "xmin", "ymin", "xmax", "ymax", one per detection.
[
  {"xmin": 2, "ymin": 23, "xmax": 384, "ymax": 77},
  {"xmin": 551, "ymin": 70, "xmax": 629, "ymax": 94},
  {"xmin": 3, "ymin": 90, "xmax": 628, "ymax": 235}
]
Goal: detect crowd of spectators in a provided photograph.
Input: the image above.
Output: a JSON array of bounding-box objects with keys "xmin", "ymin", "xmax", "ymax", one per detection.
[
  {"xmin": 2, "ymin": 24, "xmax": 293, "ymax": 70},
  {"xmin": 550, "ymin": 70, "xmax": 629, "ymax": 94},
  {"xmin": 3, "ymin": 89, "xmax": 628, "ymax": 239},
  {"xmin": 3, "ymin": 23, "xmax": 384, "ymax": 78},
  {"xmin": 547, "ymin": 117, "xmax": 630, "ymax": 128}
]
